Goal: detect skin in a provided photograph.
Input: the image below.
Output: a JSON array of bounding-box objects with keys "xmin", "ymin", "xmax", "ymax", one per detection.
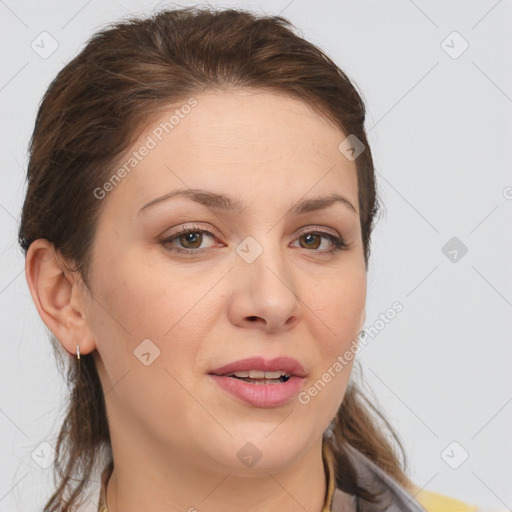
[{"xmin": 25, "ymin": 88, "xmax": 367, "ymax": 512}]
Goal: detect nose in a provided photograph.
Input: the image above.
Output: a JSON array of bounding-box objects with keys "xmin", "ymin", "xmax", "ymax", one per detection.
[{"xmin": 227, "ymin": 240, "xmax": 302, "ymax": 333}]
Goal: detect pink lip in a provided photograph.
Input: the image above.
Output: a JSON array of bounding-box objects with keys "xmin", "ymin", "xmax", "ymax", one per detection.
[
  {"xmin": 209, "ymin": 375, "xmax": 304, "ymax": 408},
  {"xmin": 209, "ymin": 356, "xmax": 306, "ymax": 377},
  {"xmin": 208, "ymin": 356, "xmax": 306, "ymax": 408}
]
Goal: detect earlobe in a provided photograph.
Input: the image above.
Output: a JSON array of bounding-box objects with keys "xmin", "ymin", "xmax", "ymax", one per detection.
[{"xmin": 24, "ymin": 239, "xmax": 96, "ymax": 357}]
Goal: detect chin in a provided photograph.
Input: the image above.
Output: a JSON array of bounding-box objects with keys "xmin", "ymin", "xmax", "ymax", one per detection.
[{"xmin": 209, "ymin": 431, "xmax": 311, "ymax": 474}]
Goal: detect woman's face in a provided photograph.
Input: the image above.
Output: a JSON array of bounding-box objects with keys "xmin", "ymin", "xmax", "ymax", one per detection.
[{"xmin": 86, "ymin": 88, "xmax": 366, "ymax": 474}]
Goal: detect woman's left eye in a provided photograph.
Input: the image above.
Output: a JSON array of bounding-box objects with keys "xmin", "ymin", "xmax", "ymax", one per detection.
[
  {"xmin": 292, "ymin": 230, "xmax": 347, "ymax": 253},
  {"xmin": 160, "ymin": 226, "xmax": 347, "ymax": 255}
]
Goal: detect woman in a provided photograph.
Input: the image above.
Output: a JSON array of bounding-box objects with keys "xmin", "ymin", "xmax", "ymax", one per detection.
[{"xmin": 19, "ymin": 6, "xmax": 481, "ymax": 512}]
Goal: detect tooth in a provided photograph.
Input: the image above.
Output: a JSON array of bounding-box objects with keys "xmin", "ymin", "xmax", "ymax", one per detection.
[
  {"xmin": 237, "ymin": 370, "xmax": 289, "ymax": 379},
  {"xmin": 263, "ymin": 371, "xmax": 284, "ymax": 379},
  {"xmin": 248, "ymin": 370, "xmax": 265, "ymax": 378}
]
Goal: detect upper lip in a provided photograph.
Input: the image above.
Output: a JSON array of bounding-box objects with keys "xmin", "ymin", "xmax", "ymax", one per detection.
[{"xmin": 209, "ymin": 356, "xmax": 306, "ymax": 378}]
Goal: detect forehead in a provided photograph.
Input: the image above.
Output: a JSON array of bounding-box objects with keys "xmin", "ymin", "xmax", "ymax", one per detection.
[{"xmin": 101, "ymin": 88, "xmax": 359, "ymax": 217}]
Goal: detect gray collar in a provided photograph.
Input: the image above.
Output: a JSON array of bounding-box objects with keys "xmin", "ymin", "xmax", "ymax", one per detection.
[{"xmin": 330, "ymin": 444, "xmax": 426, "ymax": 512}]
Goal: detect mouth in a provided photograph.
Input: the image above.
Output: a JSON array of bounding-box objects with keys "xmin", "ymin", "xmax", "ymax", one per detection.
[
  {"xmin": 222, "ymin": 370, "xmax": 292, "ymax": 384},
  {"xmin": 209, "ymin": 355, "xmax": 306, "ymax": 380},
  {"xmin": 208, "ymin": 356, "xmax": 306, "ymax": 408}
]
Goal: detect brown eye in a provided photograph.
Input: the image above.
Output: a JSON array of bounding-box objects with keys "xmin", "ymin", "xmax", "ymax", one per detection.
[
  {"xmin": 298, "ymin": 233, "xmax": 321, "ymax": 250},
  {"xmin": 161, "ymin": 226, "xmax": 347, "ymax": 256},
  {"xmin": 160, "ymin": 226, "xmax": 217, "ymax": 254},
  {"xmin": 292, "ymin": 230, "xmax": 347, "ymax": 254},
  {"xmin": 178, "ymin": 231, "xmax": 203, "ymax": 249}
]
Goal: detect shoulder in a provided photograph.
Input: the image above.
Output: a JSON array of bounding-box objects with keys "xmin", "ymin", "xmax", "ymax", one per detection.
[
  {"xmin": 338, "ymin": 444, "xmax": 426, "ymax": 511},
  {"xmin": 338, "ymin": 444, "xmax": 482, "ymax": 512},
  {"xmin": 411, "ymin": 485, "xmax": 480, "ymax": 512}
]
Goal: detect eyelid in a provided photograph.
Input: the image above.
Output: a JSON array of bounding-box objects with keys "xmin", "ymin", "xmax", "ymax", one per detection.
[
  {"xmin": 160, "ymin": 223, "xmax": 220, "ymax": 239},
  {"xmin": 295, "ymin": 225, "xmax": 341, "ymax": 238}
]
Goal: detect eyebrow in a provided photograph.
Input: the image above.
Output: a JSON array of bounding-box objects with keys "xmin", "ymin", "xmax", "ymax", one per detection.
[{"xmin": 138, "ymin": 188, "xmax": 358, "ymax": 217}]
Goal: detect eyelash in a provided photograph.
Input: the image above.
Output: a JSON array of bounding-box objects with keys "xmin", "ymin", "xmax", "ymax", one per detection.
[{"xmin": 160, "ymin": 225, "xmax": 348, "ymax": 256}]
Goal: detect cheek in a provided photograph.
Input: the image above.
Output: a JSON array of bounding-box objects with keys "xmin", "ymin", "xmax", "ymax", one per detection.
[
  {"xmin": 302, "ymin": 268, "xmax": 365, "ymax": 409},
  {"xmin": 308, "ymin": 270, "xmax": 366, "ymax": 346},
  {"xmin": 90, "ymin": 251, "xmax": 218, "ymax": 372},
  {"xmin": 88, "ymin": 254, "xmax": 211, "ymax": 430},
  {"xmin": 92, "ymin": 247, "xmax": 176, "ymax": 333}
]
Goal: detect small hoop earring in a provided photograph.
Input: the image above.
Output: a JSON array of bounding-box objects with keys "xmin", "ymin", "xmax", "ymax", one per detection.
[
  {"xmin": 76, "ymin": 345, "xmax": 80, "ymax": 360},
  {"xmin": 323, "ymin": 417, "xmax": 336, "ymax": 439}
]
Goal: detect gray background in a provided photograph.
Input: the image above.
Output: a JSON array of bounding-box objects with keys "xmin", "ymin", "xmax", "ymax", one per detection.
[{"xmin": 1, "ymin": 0, "xmax": 511, "ymax": 510}]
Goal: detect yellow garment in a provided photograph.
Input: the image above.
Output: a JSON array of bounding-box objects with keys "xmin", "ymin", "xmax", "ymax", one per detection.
[
  {"xmin": 411, "ymin": 484, "xmax": 480, "ymax": 512},
  {"xmin": 323, "ymin": 442, "xmax": 480, "ymax": 512}
]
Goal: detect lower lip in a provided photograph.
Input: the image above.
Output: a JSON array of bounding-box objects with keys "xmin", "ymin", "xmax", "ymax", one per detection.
[{"xmin": 208, "ymin": 375, "xmax": 304, "ymax": 408}]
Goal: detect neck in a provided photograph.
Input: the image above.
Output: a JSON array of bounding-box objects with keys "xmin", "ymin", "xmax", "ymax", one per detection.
[{"xmin": 104, "ymin": 436, "xmax": 329, "ymax": 512}]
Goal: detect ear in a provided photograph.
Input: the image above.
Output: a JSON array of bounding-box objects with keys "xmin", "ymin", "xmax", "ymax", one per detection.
[{"xmin": 24, "ymin": 239, "xmax": 97, "ymax": 358}]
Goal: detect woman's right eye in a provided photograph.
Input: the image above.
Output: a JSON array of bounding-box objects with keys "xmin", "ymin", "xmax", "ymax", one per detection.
[{"xmin": 160, "ymin": 226, "xmax": 218, "ymax": 255}]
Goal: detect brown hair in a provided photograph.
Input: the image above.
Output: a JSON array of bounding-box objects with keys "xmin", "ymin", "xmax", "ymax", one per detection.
[{"xmin": 18, "ymin": 6, "xmax": 412, "ymax": 510}]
